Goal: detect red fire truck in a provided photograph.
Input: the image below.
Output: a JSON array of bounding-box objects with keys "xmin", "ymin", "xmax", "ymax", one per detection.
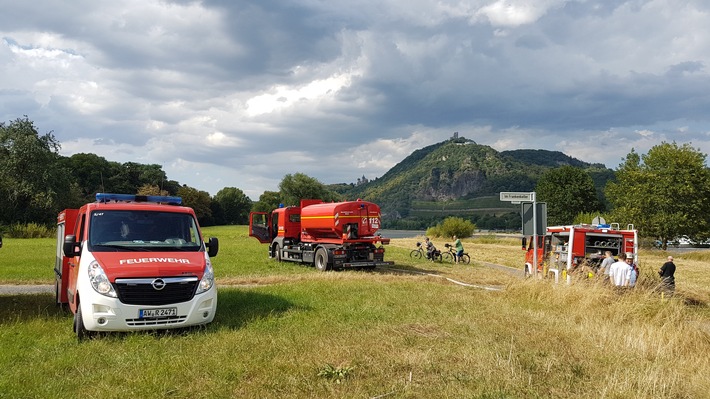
[
  {"xmin": 523, "ymin": 223, "xmax": 638, "ymax": 281},
  {"xmin": 249, "ymin": 199, "xmax": 393, "ymax": 271},
  {"xmin": 55, "ymin": 193, "xmax": 219, "ymax": 339}
]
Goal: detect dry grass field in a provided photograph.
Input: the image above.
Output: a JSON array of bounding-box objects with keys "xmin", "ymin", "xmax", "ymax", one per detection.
[{"xmin": 1, "ymin": 229, "xmax": 709, "ymax": 398}]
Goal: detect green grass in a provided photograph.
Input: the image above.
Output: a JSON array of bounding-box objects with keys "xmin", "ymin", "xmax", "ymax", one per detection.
[
  {"xmin": 1, "ymin": 226, "xmax": 710, "ymax": 398},
  {"xmin": 0, "ymin": 237, "xmax": 56, "ymax": 283}
]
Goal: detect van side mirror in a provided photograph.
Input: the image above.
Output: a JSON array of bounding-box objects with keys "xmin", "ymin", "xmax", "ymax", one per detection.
[
  {"xmin": 521, "ymin": 237, "xmax": 527, "ymax": 250},
  {"xmin": 63, "ymin": 235, "xmax": 79, "ymax": 257},
  {"xmin": 206, "ymin": 237, "xmax": 219, "ymax": 257}
]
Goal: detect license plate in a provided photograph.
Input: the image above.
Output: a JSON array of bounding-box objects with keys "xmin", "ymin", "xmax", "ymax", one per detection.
[{"xmin": 139, "ymin": 307, "xmax": 177, "ymax": 318}]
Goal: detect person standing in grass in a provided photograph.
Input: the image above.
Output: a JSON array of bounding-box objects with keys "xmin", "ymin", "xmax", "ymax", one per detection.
[
  {"xmin": 598, "ymin": 250, "xmax": 615, "ymax": 282},
  {"xmin": 627, "ymin": 254, "xmax": 639, "ymax": 287},
  {"xmin": 453, "ymin": 235, "xmax": 464, "ymax": 264},
  {"xmin": 609, "ymin": 252, "xmax": 632, "ymax": 287},
  {"xmin": 659, "ymin": 255, "xmax": 676, "ymax": 294}
]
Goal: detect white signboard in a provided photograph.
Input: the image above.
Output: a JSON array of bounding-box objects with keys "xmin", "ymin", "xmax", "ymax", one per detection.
[{"xmin": 499, "ymin": 192, "xmax": 534, "ymax": 202}]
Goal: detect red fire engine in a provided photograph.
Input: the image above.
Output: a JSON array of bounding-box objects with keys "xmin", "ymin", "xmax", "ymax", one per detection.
[
  {"xmin": 249, "ymin": 199, "xmax": 393, "ymax": 271},
  {"xmin": 523, "ymin": 223, "xmax": 638, "ymax": 282}
]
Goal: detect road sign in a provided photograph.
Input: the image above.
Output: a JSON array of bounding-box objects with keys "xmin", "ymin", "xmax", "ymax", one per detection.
[
  {"xmin": 500, "ymin": 192, "xmax": 534, "ymax": 202},
  {"xmin": 522, "ymin": 202, "xmax": 547, "ymax": 235}
]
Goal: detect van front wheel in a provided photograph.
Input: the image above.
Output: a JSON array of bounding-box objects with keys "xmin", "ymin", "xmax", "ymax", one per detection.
[{"xmin": 74, "ymin": 303, "xmax": 93, "ymax": 341}]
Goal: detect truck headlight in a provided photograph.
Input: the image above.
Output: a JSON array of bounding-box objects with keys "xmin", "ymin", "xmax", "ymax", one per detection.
[
  {"xmin": 196, "ymin": 260, "xmax": 214, "ymax": 294},
  {"xmin": 88, "ymin": 261, "xmax": 117, "ymax": 297}
]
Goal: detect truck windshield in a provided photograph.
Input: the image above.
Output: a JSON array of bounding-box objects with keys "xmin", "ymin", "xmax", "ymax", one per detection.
[{"xmin": 88, "ymin": 210, "xmax": 202, "ymax": 252}]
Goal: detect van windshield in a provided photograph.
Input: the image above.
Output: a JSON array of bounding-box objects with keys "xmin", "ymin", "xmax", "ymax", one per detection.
[{"xmin": 88, "ymin": 210, "xmax": 202, "ymax": 252}]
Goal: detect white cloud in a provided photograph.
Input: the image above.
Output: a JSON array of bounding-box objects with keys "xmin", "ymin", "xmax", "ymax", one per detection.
[
  {"xmin": 477, "ymin": 0, "xmax": 564, "ymax": 27},
  {"xmin": 2, "ymin": 0, "xmax": 710, "ymax": 199}
]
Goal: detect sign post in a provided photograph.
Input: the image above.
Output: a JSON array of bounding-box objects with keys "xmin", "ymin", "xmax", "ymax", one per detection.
[
  {"xmin": 500, "ymin": 192, "xmax": 545, "ymax": 277},
  {"xmin": 499, "ymin": 192, "xmax": 534, "ymax": 203}
]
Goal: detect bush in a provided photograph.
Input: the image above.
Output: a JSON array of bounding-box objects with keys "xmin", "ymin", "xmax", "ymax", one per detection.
[
  {"xmin": 425, "ymin": 216, "xmax": 475, "ymax": 239},
  {"xmin": 4, "ymin": 223, "xmax": 55, "ymax": 238}
]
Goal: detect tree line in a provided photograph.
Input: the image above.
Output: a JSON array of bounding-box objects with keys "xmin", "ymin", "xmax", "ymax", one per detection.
[
  {"xmin": 0, "ymin": 117, "xmax": 344, "ymax": 231},
  {"xmin": 4, "ymin": 117, "xmax": 710, "ymax": 249},
  {"xmin": 0, "ymin": 118, "xmax": 254, "ymax": 228},
  {"xmin": 535, "ymin": 142, "xmax": 710, "ymax": 250}
]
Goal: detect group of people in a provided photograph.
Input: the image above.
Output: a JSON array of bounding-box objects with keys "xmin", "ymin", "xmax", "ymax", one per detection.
[
  {"xmin": 424, "ymin": 235, "xmax": 465, "ymax": 263},
  {"xmin": 598, "ymin": 250, "xmax": 676, "ymax": 293},
  {"xmin": 599, "ymin": 251, "xmax": 638, "ymax": 287}
]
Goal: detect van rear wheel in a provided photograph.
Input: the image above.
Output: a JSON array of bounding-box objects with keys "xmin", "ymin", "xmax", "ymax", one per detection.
[{"xmin": 55, "ymin": 280, "xmax": 65, "ymax": 311}]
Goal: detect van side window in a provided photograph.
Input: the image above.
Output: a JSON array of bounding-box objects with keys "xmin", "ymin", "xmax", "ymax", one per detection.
[{"xmin": 76, "ymin": 213, "xmax": 86, "ymax": 242}]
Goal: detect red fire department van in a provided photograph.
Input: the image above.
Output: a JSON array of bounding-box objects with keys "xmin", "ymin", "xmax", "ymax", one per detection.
[{"xmin": 55, "ymin": 193, "xmax": 219, "ymax": 339}]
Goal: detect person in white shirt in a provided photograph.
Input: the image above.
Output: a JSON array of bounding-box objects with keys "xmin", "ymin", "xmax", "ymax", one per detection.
[{"xmin": 609, "ymin": 252, "xmax": 632, "ymax": 287}]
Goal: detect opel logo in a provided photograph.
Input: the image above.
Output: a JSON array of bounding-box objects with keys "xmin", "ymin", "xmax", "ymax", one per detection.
[{"xmin": 151, "ymin": 278, "xmax": 166, "ymax": 291}]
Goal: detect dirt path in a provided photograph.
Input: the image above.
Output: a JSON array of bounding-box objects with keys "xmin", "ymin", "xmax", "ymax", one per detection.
[
  {"xmin": 0, "ymin": 262, "xmax": 522, "ymax": 296},
  {"xmin": 0, "ymin": 285, "xmax": 54, "ymax": 295}
]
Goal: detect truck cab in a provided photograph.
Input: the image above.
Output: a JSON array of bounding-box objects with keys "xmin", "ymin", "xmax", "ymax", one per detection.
[{"xmin": 56, "ymin": 193, "xmax": 219, "ymax": 339}]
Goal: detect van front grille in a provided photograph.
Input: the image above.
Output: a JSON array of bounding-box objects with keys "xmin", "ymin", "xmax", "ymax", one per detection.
[{"xmin": 114, "ymin": 277, "xmax": 198, "ymax": 305}]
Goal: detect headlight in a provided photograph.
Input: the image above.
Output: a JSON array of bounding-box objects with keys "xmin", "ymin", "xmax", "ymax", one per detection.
[
  {"xmin": 196, "ymin": 259, "xmax": 214, "ymax": 294},
  {"xmin": 88, "ymin": 261, "xmax": 117, "ymax": 297}
]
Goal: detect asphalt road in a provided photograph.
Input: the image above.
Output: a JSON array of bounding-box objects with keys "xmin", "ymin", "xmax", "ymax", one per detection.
[{"xmin": 0, "ymin": 284, "xmax": 53, "ymax": 295}]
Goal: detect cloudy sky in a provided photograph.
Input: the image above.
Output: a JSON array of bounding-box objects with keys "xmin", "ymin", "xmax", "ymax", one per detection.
[{"xmin": 2, "ymin": 1, "xmax": 709, "ymax": 199}]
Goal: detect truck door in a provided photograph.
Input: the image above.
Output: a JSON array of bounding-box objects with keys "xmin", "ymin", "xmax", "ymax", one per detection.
[{"xmin": 249, "ymin": 212, "xmax": 272, "ymax": 243}]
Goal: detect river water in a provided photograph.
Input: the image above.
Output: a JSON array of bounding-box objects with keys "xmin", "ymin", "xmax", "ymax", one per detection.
[{"xmin": 378, "ymin": 230, "xmax": 426, "ymax": 239}]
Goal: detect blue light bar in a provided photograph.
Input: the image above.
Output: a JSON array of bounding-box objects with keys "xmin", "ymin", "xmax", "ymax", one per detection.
[{"xmin": 95, "ymin": 193, "xmax": 182, "ymax": 205}]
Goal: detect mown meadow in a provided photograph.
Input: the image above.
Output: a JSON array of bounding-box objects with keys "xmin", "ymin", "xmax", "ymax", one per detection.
[{"xmin": 1, "ymin": 226, "xmax": 709, "ymax": 398}]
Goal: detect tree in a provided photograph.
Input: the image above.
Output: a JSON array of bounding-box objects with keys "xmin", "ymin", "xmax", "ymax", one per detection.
[
  {"xmin": 251, "ymin": 191, "xmax": 282, "ymax": 213},
  {"xmin": 426, "ymin": 216, "xmax": 476, "ymax": 238},
  {"xmin": 213, "ymin": 187, "xmax": 252, "ymax": 225},
  {"xmin": 177, "ymin": 185, "xmax": 213, "ymax": 226},
  {"xmin": 278, "ymin": 173, "xmax": 340, "ymax": 207},
  {"xmin": 605, "ymin": 143, "xmax": 710, "ymax": 249},
  {"xmin": 536, "ymin": 166, "xmax": 602, "ymax": 225},
  {"xmin": 0, "ymin": 117, "xmax": 78, "ymax": 224},
  {"xmin": 137, "ymin": 184, "xmax": 169, "ymax": 196}
]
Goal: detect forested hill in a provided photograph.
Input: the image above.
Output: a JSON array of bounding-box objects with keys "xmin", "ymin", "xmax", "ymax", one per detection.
[{"xmin": 339, "ymin": 136, "xmax": 614, "ymax": 219}]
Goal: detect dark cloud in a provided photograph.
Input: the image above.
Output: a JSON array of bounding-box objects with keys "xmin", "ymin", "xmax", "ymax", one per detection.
[{"xmin": 2, "ymin": 0, "xmax": 710, "ymax": 197}]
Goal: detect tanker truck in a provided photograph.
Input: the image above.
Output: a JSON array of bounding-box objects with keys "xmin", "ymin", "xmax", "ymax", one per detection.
[{"xmin": 249, "ymin": 199, "xmax": 393, "ymax": 271}]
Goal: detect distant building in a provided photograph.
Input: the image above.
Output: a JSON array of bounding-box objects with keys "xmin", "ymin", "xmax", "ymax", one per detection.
[{"xmin": 356, "ymin": 175, "xmax": 369, "ymax": 186}]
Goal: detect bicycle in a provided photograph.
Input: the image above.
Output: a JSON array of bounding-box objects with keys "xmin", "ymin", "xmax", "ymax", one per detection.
[
  {"xmin": 410, "ymin": 242, "xmax": 425, "ymax": 259},
  {"xmin": 410, "ymin": 242, "xmax": 442, "ymax": 261},
  {"xmin": 443, "ymin": 243, "xmax": 471, "ymax": 264}
]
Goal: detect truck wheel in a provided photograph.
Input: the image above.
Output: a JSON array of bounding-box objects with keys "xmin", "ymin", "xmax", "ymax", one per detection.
[
  {"xmin": 74, "ymin": 303, "xmax": 92, "ymax": 341},
  {"xmin": 315, "ymin": 248, "xmax": 330, "ymax": 271},
  {"xmin": 273, "ymin": 243, "xmax": 282, "ymax": 262}
]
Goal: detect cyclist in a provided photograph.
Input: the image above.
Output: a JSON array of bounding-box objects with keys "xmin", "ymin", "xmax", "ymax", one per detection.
[
  {"xmin": 452, "ymin": 235, "xmax": 464, "ymax": 264},
  {"xmin": 425, "ymin": 237, "xmax": 437, "ymax": 260}
]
